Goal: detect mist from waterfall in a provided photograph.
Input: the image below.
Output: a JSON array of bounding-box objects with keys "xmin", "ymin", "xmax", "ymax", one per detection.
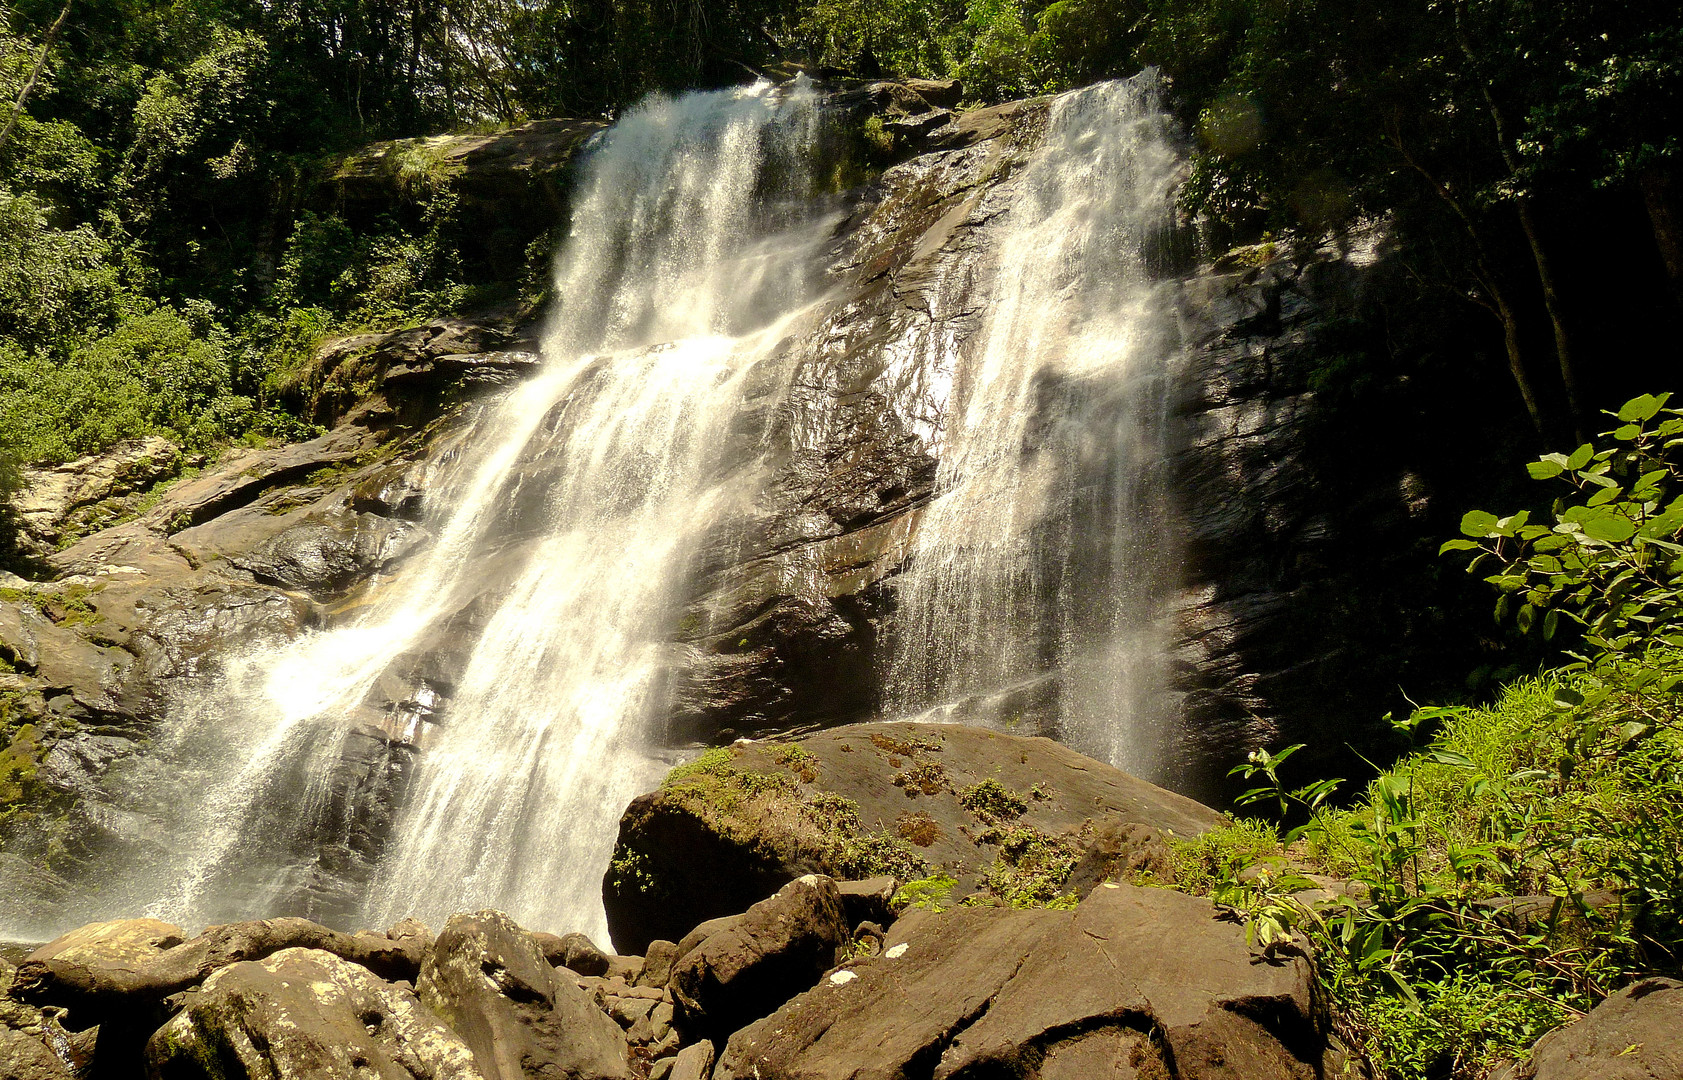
[
  {"xmin": 886, "ymin": 75, "xmax": 1186, "ymax": 779},
  {"xmin": 24, "ymin": 79, "xmax": 830, "ymax": 944}
]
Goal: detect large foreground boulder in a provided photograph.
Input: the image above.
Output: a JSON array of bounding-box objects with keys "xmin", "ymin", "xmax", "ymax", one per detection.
[
  {"xmin": 1510, "ymin": 977, "xmax": 1683, "ymax": 1080},
  {"xmin": 13, "ymin": 916, "xmax": 428, "ymax": 1022},
  {"xmin": 716, "ymin": 883, "xmax": 1324, "ymax": 1080},
  {"xmin": 416, "ymin": 911, "xmax": 631, "ymax": 1080},
  {"xmin": 668, "ymin": 875, "xmax": 850, "ymax": 1044},
  {"xmin": 145, "ymin": 947, "xmax": 483, "ymax": 1080},
  {"xmin": 604, "ymin": 721, "xmax": 1224, "ymax": 952}
]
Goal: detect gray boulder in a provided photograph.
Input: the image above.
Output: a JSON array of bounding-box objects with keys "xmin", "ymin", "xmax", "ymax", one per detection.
[
  {"xmin": 145, "ymin": 947, "xmax": 483, "ymax": 1080},
  {"xmin": 668, "ymin": 876, "xmax": 850, "ymax": 1045},
  {"xmin": 715, "ymin": 883, "xmax": 1323, "ymax": 1080},
  {"xmin": 1512, "ymin": 977, "xmax": 1683, "ymax": 1080},
  {"xmin": 416, "ymin": 911, "xmax": 630, "ymax": 1080}
]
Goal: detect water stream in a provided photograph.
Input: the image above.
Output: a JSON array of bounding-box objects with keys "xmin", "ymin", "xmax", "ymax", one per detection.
[
  {"xmin": 886, "ymin": 75, "xmax": 1186, "ymax": 779},
  {"xmin": 38, "ymin": 80, "xmax": 832, "ymax": 943}
]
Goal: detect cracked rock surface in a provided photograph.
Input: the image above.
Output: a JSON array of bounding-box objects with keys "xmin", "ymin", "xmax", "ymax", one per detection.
[{"xmin": 714, "ymin": 883, "xmax": 1323, "ymax": 1080}]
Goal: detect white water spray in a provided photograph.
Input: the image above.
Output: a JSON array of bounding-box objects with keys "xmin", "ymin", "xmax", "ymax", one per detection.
[
  {"xmin": 40, "ymin": 80, "xmax": 830, "ymax": 943},
  {"xmin": 887, "ymin": 75, "xmax": 1186, "ymax": 777}
]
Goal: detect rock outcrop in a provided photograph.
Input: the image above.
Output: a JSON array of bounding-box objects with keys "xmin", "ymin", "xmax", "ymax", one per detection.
[
  {"xmin": 604, "ymin": 721, "xmax": 1224, "ymax": 953},
  {"xmin": 12, "ymin": 916, "xmax": 429, "ymax": 1020},
  {"xmin": 146, "ymin": 947, "xmax": 484, "ymax": 1080},
  {"xmin": 715, "ymin": 882, "xmax": 1325, "ymax": 1080},
  {"xmin": 1507, "ymin": 977, "xmax": 1683, "ymax": 1080},
  {"xmin": 667, "ymin": 875, "xmax": 851, "ymax": 1044},
  {"xmin": 416, "ymin": 911, "xmax": 631, "ymax": 1080}
]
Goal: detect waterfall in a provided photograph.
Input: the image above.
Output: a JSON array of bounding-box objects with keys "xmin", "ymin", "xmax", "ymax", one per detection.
[
  {"xmin": 35, "ymin": 79, "xmax": 832, "ymax": 943},
  {"xmin": 886, "ymin": 75, "xmax": 1186, "ymax": 779},
  {"xmin": 2, "ymin": 73, "xmax": 1195, "ymax": 945}
]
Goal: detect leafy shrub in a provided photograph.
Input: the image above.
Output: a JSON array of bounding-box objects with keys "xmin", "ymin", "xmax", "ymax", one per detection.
[
  {"xmin": 1211, "ymin": 395, "xmax": 1683, "ymax": 1079},
  {"xmin": 958, "ymin": 778, "xmax": 1028, "ymax": 821},
  {"xmin": 893, "ymin": 872, "xmax": 958, "ymax": 913},
  {"xmin": 0, "ymin": 188, "xmax": 122, "ymax": 348},
  {"xmin": 0, "ymin": 306, "xmax": 256, "ymax": 463}
]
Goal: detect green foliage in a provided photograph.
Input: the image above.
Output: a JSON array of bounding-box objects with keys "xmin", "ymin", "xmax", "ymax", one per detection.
[
  {"xmin": 773, "ymin": 742, "xmax": 820, "ymax": 781},
  {"xmin": 957, "ymin": 777, "xmax": 1028, "ymax": 822},
  {"xmin": 663, "ymin": 747, "xmax": 739, "ymax": 789},
  {"xmin": 893, "ymin": 872, "xmax": 958, "ymax": 912},
  {"xmin": 0, "ymin": 187, "xmax": 121, "ymax": 347},
  {"xmin": 0, "ymin": 305, "xmax": 270, "ymax": 463},
  {"xmin": 1208, "ymin": 407, "xmax": 1683, "ymax": 1076},
  {"xmin": 1165, "ymin": 818, "xmax": 1283, "ymax": 896},
  {"xmin": 1448, "ymin": 393, "xmax": 1683, "ymax": 706},
  {"xmin": 977, "ymin": 823, "xmax": 1080, "ymax": 908}
]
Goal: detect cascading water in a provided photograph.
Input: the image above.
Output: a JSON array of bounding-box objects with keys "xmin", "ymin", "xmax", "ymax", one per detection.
[
  {"xmin": 32, "ymin": 79, "xmax": 832, "ymax": 943},
  {"xmin": 886, "ymin": 74, "xmax": 1186, "ymax": 779},
  {"xmin": 3, "ymin": 72, "xmax": 1197, "ymax": 946}
]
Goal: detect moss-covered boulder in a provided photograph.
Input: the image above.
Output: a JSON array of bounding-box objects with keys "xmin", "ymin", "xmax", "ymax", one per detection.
[{"xmin": 601, "ymin": 721, "xmax": 1224, "ymax": 953}]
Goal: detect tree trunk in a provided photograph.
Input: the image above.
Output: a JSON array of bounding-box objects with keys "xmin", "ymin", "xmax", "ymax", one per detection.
[
  {"xmin": 1491, "ymin": 281, "xmax": 1547, "ymax": 439},
  {"xmin": 1514, "ymin": 197, "xmax": 1584, "ymax": 441},
  {"xmin": 1639, "ymin": 167, "xmax": 1683, "ymax": 311},
  {"xmin": 1389, "ymin": 121, "xmax": 1550, "ymax": 438},
  {"xmin": 0, "ymin": 0, "xmax": 72, "ymax": 151}
]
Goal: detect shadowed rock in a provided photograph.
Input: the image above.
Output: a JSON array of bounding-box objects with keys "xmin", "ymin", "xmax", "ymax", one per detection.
[{"xmin": 668, "ymin": 876, "xmax": 850, "ymax": 1044}]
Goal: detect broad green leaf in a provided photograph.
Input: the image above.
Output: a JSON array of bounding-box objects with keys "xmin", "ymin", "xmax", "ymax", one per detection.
[
  {"xmin": 1527, "ymin": 459, "xmax": 1563, "ymax": 479},
  {"xmin": 1460, "ymin": 510, "xmax": 1500, "ymax": 537},
  {"xmin": 1581, "ymin": 516, "xmax": 1636, "ymax": 543},
  {"xmin": 1439, "ymin": 539, "xmax": 1479, "ymax": 554},
  {"xmin": 1617, "ymin": 393, "xmax": 1667, "ymax": 422},
  {"xmin": 1566, "ymin": 442, "xmax": 1595, "ymax": 470},
  {"xmin": 1427, "ymin": 749, "xmax": 1475, "ymax": 768}
]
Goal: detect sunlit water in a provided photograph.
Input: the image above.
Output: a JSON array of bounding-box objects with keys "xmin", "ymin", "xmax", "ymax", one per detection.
[
  {"xmin": 887, "ymin": 75, "xmax": 1186, "ymax": 779},
  {"xmin": 16, "ymin": 80, "xmax": 831, "ymax": 943}
]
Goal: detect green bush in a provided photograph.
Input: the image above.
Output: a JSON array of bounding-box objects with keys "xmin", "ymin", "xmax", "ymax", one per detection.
[
  {"xmin": 0, "ymin": 306, "xmax": 259, "ymax": 464},
  {"xmin": 1212, "ymin": 394, "xmax": 1683, "ymax": 1080}
]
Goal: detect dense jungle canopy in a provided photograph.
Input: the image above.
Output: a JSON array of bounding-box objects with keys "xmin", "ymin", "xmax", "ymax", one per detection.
[{"xmin": 0, "ymin": 0, "xmax": 1678, "ymax": 501}]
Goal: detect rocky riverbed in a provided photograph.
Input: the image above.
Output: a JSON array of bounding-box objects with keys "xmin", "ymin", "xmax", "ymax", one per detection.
[{"xmin": 4, "ymin": 726, "xmax": 1668, "ymax": 1080}]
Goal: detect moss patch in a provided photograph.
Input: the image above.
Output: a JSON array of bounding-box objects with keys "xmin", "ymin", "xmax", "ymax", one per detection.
[
  {"xmin": 623, "ymin": 746, "xmax": 929, "ymax": 898},
  {"xmin": 959, "ymin": 778, "xmax": 1028, "ymax": 823},
  {"xmin": 976, "ymin": 824, "xmax": 1081, "ymax": 909}
]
